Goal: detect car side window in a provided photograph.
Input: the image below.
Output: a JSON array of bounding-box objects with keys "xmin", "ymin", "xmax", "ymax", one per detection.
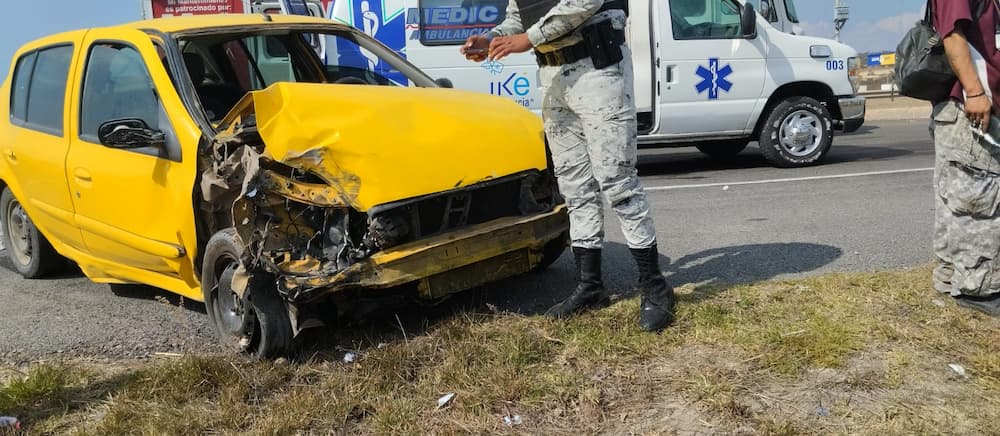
[
  {"xmin": 416, "ymin": 0, "xmax": 508, "ymax": 45},
  {"xmin": 79, "ymin": 43, "xmax": 161, "ymax": 143},
  {"xmin": 11, "ymin": 46, "xmax": 73, "ymax": 136},
  {"xmin": 9, "ymin": 52, "xmax": 37, "ymax": 125},
  {"xmin": 669, "ymin": 0, "xmax": 743, "ymax": 40}
]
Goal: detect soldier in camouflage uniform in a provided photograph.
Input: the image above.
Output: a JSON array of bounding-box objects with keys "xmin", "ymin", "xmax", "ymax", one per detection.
[
  {"xmin": 462, "ymin": 0, "xmax": 675, "ymax": 330},
  {"xmin": 931, "ymin": 0, "xmax": 1000, "ymax": 317}
]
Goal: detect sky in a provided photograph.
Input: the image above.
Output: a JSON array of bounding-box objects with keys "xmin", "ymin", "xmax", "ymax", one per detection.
[{"xmin": 0, "ymin": 0, "xmax": 925, "ymax": 78}]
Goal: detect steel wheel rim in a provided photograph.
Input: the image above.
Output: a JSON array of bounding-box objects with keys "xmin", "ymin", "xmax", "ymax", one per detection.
[
  {"xmin": 778, "ymin": 110, "xmax": 823, "ymax": 157},
  {"xmin": 5, "ymin": 200, "xmax": 33, "ymax": 267},
  {"xmin": 211, "ymin": 258, "xmax": 256, "ymax": 349}
]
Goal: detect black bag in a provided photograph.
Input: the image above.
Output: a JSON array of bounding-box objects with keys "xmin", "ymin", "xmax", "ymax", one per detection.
[{"xmin": 895, "ymin": 0, "xmax": 987, "ymax": 101}]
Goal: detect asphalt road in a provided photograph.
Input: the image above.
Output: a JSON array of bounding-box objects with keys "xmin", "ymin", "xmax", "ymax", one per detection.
[{"xmin": 0, "ymin": 119, "xmax": 937, "ymax": 362}]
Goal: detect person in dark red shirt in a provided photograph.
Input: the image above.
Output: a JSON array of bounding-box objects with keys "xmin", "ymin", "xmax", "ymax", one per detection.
[{"xmin": 931, "ymin": 0, "xmax": 1000, "ymax": 316}]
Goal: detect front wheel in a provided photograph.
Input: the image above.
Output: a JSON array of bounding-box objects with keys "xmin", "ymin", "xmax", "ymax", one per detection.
[
  {"xmin": 758, "ymin": 97, "xmax": 834, "ymax": 168},
  {"xmin": 1, "ymin": 187, "xmax": 62, "ymax": 278},
  {"xmin": 201, "ymin": 228, "xmax": 293, "ymax": 359}
]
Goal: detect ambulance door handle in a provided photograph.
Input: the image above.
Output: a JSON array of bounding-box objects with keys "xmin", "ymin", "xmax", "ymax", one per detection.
[
  {"xmin": 4, "ymin": 149, "xmax": 15, "ymax": 163},
  {"xmin": 665, "ymin": 65, "xmax": 678, "ymax": 84}
]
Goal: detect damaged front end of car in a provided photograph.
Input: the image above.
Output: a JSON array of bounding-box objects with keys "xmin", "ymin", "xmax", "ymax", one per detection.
[{"xmin": 196, "ymin": 83, "xmax": 568, "ymax": 335}]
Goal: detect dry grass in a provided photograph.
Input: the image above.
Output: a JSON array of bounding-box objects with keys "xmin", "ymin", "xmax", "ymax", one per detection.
[{"xmin": 2, "ymin": 265, "xmax": 999, "ymax": 435}]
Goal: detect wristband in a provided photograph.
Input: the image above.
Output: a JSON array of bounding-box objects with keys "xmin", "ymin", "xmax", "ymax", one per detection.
[{"xmin": 967, "ymin": 92, "xmax": 987, "ymax": 99}]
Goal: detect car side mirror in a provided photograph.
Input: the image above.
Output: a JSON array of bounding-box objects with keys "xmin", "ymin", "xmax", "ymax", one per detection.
[
  {"xmin": 435, "ymin": 77, "xmax": 454, "ymax": 88},
  {"xmin": 98, "ymin": 119, "xmax": 166, "ymax": 149},
  {"xmin": 741, "ymin": 2, "xmax": 758, "ymax": 39}
]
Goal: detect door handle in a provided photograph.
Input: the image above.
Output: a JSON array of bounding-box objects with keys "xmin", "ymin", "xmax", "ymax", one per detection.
[
  {"xmin": 73, "ymin": 168, "xmax": 92, "ymax": 182},
  {"xmin": 666, "ymin": 65, "xmax": 678, "ymax": 84},
  {"xmin": 4, "ymin": 149, "xmax": 15, "ymax": 162}
]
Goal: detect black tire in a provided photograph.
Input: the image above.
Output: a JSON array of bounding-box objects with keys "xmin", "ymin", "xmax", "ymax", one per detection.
[
  {"xmin": 1, "ymin": 187, "xmax": 62, "ymax": 278},
  {"xmin": 696, "ymin": 139, "xmax": 749, "ymax": 159},
  {"xmin": 201, "ymin": 228, "xmax": 293, "ymax": 359},
  {"xmin": 533, "ymin": 232, "xmax": 568, "ymax": 272},
  {"xmin": 758, "ymin": 96, "xmax": 834, "ymax": 168}
]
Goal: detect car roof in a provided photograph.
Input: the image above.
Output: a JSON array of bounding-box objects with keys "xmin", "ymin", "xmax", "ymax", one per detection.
[
  {"xmin": 11, "ymin": 14, "xmax": 350, "ymax": 58},
  {"xmin": 117, "ymin": 13, "xmax": 346, "ymax": 34}
]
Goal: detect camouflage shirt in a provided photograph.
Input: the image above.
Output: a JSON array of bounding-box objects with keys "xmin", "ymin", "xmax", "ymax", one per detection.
[{"xmin": 487, "ymin": 0, "xmax": 626, "ymax": 53}]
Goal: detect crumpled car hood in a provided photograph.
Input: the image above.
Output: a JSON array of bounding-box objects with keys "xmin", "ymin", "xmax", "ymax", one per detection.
[{"xmin": 220, "ymin": 82, "xmax": 545, "ymax": 211}]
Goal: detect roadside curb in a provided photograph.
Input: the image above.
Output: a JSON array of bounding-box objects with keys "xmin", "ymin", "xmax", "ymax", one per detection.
[{"xmin": 866, "ymin": 105, "xmax": 930, "ymax": 122}]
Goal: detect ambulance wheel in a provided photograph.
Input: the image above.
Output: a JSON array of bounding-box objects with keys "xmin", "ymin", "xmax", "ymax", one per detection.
[
  {"xmin": 696, "ymin": 140, "xmax": 749, "ymax": 159},
  {"xmin": 202, "ymin": 228, "xmax": 293, "ymax": 359},
  {"xmin": 1, "ymin": 187, "xmax": 62, "ymax": 278},
  {"xmin": 758, "ymin": 97, "xmax": 833, "ymax": 168}
]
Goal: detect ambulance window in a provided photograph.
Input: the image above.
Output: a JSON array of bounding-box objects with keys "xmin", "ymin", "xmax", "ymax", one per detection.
[
  {"xmin": 22, "ymin": 45, "xmax": 73, "ymax": 136},
  {"xmin": 669, "ymin": 0, "xmax": 743, "ymax": 40},
  {"xmin": 417, "ymin": 0, "xmax": 508, "ymax": 45},
  {"xmin": 746, "ymin": 0, "xmax": 777, "ymax": 23},
  {"xmin": 783, "ymin": 0, "xmax": 799, "ymax": 23}
]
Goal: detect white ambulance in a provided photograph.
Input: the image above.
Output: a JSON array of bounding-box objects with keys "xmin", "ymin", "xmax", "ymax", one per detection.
[{"xmin": 328, "ymin": 0, "xmax": 866, "ymax": 167}]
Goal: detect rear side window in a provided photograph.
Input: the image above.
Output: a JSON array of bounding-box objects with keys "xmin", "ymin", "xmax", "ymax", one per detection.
[
  {"xmin": 416, "ymin": 0, "xmax": 508, "ymax": 45},
  {"xmin": 9, "ymin": 52, "xmax": 37, "ymax": 124},
  {"xmin": 9, "ymin": 45, "xmax": 73, "ymax": 136}
]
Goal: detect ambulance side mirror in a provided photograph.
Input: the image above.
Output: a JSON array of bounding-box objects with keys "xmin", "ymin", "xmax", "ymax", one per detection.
[
  {"xmin": 435, "ymin": 78, "xmax": 454, "ymax": 88},
  {"xmin": 741, "ymin": 3, "xmax": 758, "ymax": 39}
]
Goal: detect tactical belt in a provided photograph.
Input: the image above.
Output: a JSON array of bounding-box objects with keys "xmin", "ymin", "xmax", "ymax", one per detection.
[
  {"xmin": 535, "ymin": 26, "xmax": 625, "ymax": 67},
  {"xmin": 534, "ymin": 0, "xmax": 627, "ymax": 67}
]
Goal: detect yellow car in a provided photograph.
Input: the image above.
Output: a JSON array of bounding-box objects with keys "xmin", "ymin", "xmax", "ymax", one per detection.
[{"xmin": 0, "ymin": 14, "xmax": 567, "ymax": 357}]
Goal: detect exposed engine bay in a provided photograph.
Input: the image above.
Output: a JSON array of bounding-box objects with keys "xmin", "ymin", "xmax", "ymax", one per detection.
[{"xmin": 196, "ymin": 113, "xmax": 563, "ymax": 305}]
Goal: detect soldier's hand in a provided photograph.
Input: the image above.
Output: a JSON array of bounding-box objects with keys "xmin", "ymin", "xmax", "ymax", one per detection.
[
  {"xmin": 489, "ymin": 34, "xmax": 532, "ymax": 61},
  {"xmin": 966, "ymin": 93, "xmax": 992, "ymax": 130},
  {"xmin": 462, "ymin": 35, "xmax": 490, "ymax": 62}
]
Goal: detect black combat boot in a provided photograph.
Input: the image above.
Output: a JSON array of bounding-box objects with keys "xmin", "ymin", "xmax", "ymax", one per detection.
[
  {"xmin": 545, "ymin": 247, "xmax": 609, "ymax": 318},
  {"xmin": 630, "ymin": 245, "xmax": 676, "ymax": 332}
]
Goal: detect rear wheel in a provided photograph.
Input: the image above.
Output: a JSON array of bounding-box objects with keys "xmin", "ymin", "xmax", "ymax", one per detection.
[
  {"xmin": 758, "ymin": 96, "xmax": 834, "ymax": 168},
  {"xmin": 201, "ymin": 228, "xmax": 293, "ymax": 359},
  {"xmin": 1, "ymin": 187, "xmax": 62, "ymax": 278},
  {"xmin": 696, "ymin": 139, "xmax": 749, "ymax": 160}
]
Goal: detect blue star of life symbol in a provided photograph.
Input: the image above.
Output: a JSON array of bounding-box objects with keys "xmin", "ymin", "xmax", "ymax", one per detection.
[{"xmin": 695, "ymin": 58, "xmax": 733, "ymax": 100}]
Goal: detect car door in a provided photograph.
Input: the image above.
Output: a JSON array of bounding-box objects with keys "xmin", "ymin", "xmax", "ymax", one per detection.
[
  {"xmin": 658, "ymin": 0, "xmax": 766, "ymax": 135},
  {"xmin": 3, "ymin": 42, "xmax": 88, "ymax": 252},
  {"xmin": 65, "ymin": 29, "xmax": 200, "ymax": 277}
]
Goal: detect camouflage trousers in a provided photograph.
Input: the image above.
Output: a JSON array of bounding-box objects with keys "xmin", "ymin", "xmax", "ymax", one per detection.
[
  {"xmin": 539, "ymin": 45, "xmax": 657, "ymax": 249},
  {"xmin": 931, "ymin": 101, "xmax": 1000, "ymax": 297}
]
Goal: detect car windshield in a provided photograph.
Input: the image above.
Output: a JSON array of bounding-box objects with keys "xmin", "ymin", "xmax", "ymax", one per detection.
[{"xmin": 178, "ymin": 29, "xmax": 425, "ymax": 120}]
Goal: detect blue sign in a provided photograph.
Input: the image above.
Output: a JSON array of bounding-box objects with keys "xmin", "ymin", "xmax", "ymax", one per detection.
[
  {"xmin": 280, "ymin": 0, "xmax": 312, "ymax": 16},
  {"xmin": 407, "ymin": 3, "xmax": 505, "ymax": 44},
  {"xmin": 867, "ymin": 53, "xmax": 882, "ymax": 66},
  {"xmin": 336, "ymin": 0, "xmax": 408, "ymax": 85},
  {"xmin": 695, "ymin": 58, "xmax": 733, "ymax": 100}
]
